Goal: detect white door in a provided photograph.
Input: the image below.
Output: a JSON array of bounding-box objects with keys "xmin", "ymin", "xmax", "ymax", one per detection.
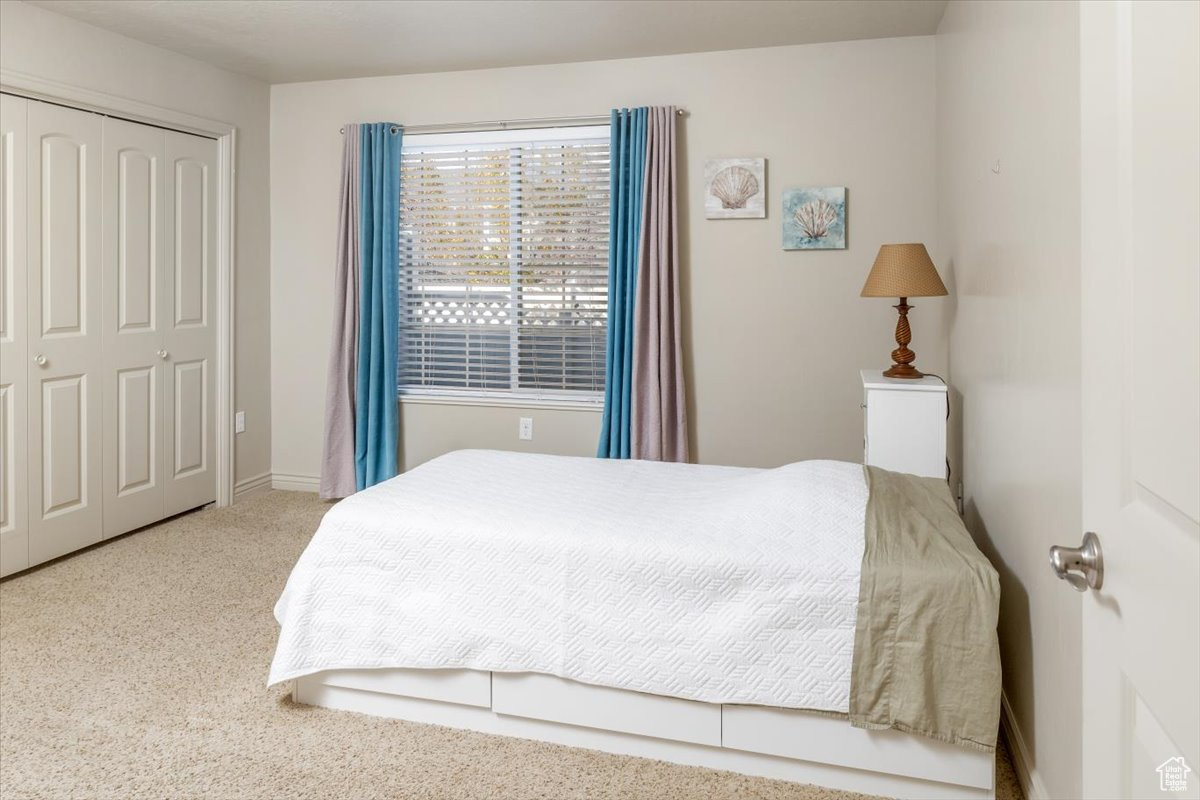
[
  {"xmin": 26, "ymin": 101, "xmax": 104, "ymax": 564},
  {"xmin": 0, "ymin": 94, "xmax": 29, "ymax": 576},
  {"xmin": 1079, "ymin": 2, "xmax": 1200, "ymax": 798},
  {"xmin": 162, "ymin": 130, "xmax": 217, "ymax": 516},
  {"xmin": 101, "ymin": 118, "xmax": 166, "ymax": 537}
]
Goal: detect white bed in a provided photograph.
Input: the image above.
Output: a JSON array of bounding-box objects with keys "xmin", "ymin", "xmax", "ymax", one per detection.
[{"xmin": 272, "ymin": 450, "xmax": 996, "ymax": 799}]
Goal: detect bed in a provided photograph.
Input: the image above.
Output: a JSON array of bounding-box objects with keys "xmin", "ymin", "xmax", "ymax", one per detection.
[{"xmin": 270, "ymin": 450, "xmax": 1001, "ymax": 799}]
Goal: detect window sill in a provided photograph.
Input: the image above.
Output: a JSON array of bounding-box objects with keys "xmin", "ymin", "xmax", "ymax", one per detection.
[{"xmin": 398, "ymin": 393, "xmax": 604, "ymax": 413}]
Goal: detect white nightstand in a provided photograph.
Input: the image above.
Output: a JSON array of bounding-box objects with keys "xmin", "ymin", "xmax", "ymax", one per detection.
[{"xmin": 861, "ymin": 369, "xmax": 948, "ymax": 479}]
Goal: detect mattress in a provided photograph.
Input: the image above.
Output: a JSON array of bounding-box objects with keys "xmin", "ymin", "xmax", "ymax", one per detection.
[{"xmin": 269, "ymin": 450, "xmax": 868, "ymax": 713}]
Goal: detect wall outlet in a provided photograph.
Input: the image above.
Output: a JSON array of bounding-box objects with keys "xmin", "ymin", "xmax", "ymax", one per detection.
[
  {"xmin": 235, "ymin": 411, "xmax": 246, "ymax": 434},
  {"xmin": 518, "ymin": 417, "xmax": 533, "ymax": 441}
]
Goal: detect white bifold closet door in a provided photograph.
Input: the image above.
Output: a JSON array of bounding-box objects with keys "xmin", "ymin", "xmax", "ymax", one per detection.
[
  {"xmin": 101, "ymin": 119, "xmax": 218, "ymax": 536},
  {"xmin": 26, "ymin": 100, "xmax": 105, "ymax": 565},
  {"xmin": 1, "ymin": 94, "xmax": 31, "ymax": 573},
  {"xmin": 0, "ymin": 95, "xmax": 217, "ymax": 576}
]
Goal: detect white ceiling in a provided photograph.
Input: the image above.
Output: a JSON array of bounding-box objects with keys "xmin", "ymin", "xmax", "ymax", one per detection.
[{"xmin": 24, "ymin": 0, "xmax": 948, "ymax": 84}]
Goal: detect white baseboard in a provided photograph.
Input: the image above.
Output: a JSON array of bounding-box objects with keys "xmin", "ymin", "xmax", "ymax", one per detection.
[
  {"xmin": 233, "ymin": 471, "xmax": 272, "ymax": 502},
  {"xmin": 271, "ymin": 472, "xmax": 321, "ymax": 493},
  {"xmin": 1001, "ymin": 690, "xmax": 1048, "ymax": 800}
]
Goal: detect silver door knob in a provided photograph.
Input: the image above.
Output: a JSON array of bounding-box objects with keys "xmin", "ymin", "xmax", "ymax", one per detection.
[
  {"xmin": 33, "ymin": 353, "xmax": 47, "ymax": 366},
  {"xmin": 1049, "ymin": 532, "xmax": 1103, "ymax": 591},
  {"xmin": 157, "ymin": 349, "xmax": 168, "ymax": 359}
]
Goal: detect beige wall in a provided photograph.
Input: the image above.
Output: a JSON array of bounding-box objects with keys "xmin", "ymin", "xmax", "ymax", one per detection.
[
  {"xmin": 936, "ymin": 3, "xmax": 1082, "ymax": 798},
  {"xmin": 0, "ymin": 0, "xmax": 272, "ymax": 487},
  {"xmin": 270, "ymin": 36, "xmax": 941, "ymax": 480}
]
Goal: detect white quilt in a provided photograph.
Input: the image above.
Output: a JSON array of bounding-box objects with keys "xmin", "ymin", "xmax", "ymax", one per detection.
[{"xmin": 269, "ymin": 450, "xmax": 868, "ymax": 713}]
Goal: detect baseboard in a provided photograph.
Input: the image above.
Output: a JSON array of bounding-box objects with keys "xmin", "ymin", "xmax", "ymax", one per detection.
[
  {"xmin": 1001, "ymin": 690, "xmax": 1048, "ymax": 800},
  {"xmin": 233, "ymin": 471, "xmax": 272, "ymax": 502},
  {"xmin": 271, "ymin": 472, "xmax": 321, "ymax": 493}
]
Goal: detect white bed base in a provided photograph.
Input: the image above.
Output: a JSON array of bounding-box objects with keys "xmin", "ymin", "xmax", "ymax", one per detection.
[{"xmin": 294, "ymin": 668, "xmax": 994, "ymax": 799}]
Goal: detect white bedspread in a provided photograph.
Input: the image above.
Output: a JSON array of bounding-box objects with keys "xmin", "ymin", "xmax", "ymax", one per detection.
[{"xmin": 269, "ymin": 450, "xmax": 868, "ymax": 713}]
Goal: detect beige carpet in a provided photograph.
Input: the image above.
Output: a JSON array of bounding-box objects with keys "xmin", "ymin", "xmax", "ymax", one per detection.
[{"xmin": 1, "ymin": 491, "xmax": 1023, "ymax": 800}]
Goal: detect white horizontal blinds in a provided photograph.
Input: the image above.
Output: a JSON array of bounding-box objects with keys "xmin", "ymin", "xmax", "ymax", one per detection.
[
  {"xmin": 399, "ymin": 127, "xmax": 610, "ymax": 399},
  {"xmin": 515, "ymin": 140, "xmax": 609, "ymax": 393}
]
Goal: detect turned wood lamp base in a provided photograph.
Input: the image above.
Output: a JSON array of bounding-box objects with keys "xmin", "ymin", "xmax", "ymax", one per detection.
[{"xmin": 882, "ymin": 298, "xmax": 925, "ymax": 379}]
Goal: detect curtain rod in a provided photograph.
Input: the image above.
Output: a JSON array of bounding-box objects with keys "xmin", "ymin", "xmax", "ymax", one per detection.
[{"xmin": 340, "ymin": 109, "xmax": 688, "ymax": 135}]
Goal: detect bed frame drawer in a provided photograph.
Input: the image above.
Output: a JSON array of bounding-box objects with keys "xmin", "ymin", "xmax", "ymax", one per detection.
[
  {"xmin": 722, "ymin": 705, "xmax": 994, "ymax": 790},
  {"xmin": 317, "ymin": 668, "xmax": 491, "ymax": 708},
  {"xmin": 492, "ymin": 672, "xmax": 721, "ymax": 746}
]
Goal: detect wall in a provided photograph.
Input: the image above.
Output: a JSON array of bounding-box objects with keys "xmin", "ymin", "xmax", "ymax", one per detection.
[
  {"xmin": 0, "ymin": 0, "xmax": 272, "ymax": 488},
  {"xmin": 270, "ymin": 36, "xmax": 941, "ymax": 480},
  {"xmin": 936, "ymin": 3, "xmax": 1081, "ymax": 798}
]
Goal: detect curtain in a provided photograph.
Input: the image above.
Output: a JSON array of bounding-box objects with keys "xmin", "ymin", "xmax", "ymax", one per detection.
[
  {"xmin": 355, "ymin": 123, "xmax": 403, "ymax": 490},
  {"xmin": 318, "ymin": 124, "xmax": 361, "ymax": 499},
  {"xmin": 598, "ymin": 106, "xmax": 688, "ymax": 462},
  {"xmin": 597, "ymin": 108, "xmax": 647, "ymax": 459},
  {"xmin": 632, "ymin": 107, "xmax": 689, "ymax": 462}
]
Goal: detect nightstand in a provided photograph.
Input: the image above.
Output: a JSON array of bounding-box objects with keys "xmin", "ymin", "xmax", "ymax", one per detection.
[{"xmin": 861, "ymin": 369, "xmax": 948, "ymax": 479}]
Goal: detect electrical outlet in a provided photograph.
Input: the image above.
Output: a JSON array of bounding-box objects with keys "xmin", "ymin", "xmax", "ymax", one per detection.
[
  {"xmin": 235, "ymin": 411, "xmax": 246, "ymax": 434},
  {"xmin": 518, "ymin": 417, "xmax": 533, "ymax": 441}
]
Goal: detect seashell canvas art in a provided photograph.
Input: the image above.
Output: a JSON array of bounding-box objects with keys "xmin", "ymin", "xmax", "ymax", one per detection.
[
  {"xmin": 782, "ymin": 187, "xmax": 847, "ymax": 250},
  {"xmin": 704, "ymin": 158, "xmax": 766, "ymax": 219}
]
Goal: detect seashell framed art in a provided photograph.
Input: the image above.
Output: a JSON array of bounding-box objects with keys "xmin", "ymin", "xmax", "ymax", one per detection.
[
  {"xmin": 782, "ymin": 186, "xmax": 846, "ymax": 250},
  {"xmin": 704, "ymin": 158, "xmax": 766, "ymax": 219}
]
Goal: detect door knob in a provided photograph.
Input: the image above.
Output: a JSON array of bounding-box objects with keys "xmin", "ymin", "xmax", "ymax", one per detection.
[
  {"xmin": 33, "ymin": 353, "xmax": 47, "ymax": 366},
  {"xmin": 1049, "ymin": 532, "xmax": 1103, "ymax": 592},
  {"xmin": 157, "ymin": 349, "xmax": 169, "ymax": 359}
]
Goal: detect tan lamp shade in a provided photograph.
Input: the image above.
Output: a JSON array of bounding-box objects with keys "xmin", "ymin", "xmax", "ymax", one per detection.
[{"xmin": 861, "ymin": 243, "xmax": 948, "ymax": 298}]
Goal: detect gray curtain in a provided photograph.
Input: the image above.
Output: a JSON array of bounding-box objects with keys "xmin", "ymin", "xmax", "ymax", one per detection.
[
  {"xmin": 631, "ymin": 107, "xmax": 689, "ymax": 462},
  {"xmin": 319, "ymin": 124, "xmax": 361, "ymax": 499}
]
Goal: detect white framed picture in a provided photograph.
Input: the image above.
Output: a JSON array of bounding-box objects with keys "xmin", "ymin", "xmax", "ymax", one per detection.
[{"xmin": 704, "ymin": 158, "xmax": 766, "ymax": 219}]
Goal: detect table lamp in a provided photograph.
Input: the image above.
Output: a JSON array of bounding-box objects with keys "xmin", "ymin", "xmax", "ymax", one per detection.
[{"xmin": 860, "ymin": 243, "xmax": 947, "ymax": 379}]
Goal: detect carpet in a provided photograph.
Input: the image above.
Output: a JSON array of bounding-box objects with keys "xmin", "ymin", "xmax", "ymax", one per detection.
[{"xmin": 0, "ymin": 490, "xmax": 1023, "ymax": 800}]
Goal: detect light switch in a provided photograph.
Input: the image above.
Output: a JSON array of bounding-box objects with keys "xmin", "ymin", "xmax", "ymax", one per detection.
[
  {"xmin": 235, "ymin": 411, "xmax": 246, "ymax": 434},
  {"xmin": 518, "ymin": 417, "xmax": 533, "ymax": 441}
]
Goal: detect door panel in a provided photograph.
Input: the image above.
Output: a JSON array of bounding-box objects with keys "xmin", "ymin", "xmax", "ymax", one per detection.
[
  {"xmin": 116, "ymin": 367, "xmax": 155, "ymax": 494},
  {"xmin": 27, "ymin": 101, "xmax": 103, "ymax": 564},
  {"xmin": 163, "ymin": 131, "xmax": 217, "ymax": 516},
  {"xmin": 173, "ymin": 158, "xmax": 206, "ymax": 328},
  {"xmin": 0, "ymin": 94, "xmax": 29, "ymax": 576},
  {"xmin": 101, "ymin": 118, "xmax": 165, "ymax": 537},
  {"xmin": 41, "ymin": 374, "xmax": 87, "ymax": 515},
  {"xmin": 1080, "ymin": 2, "xmax": 1200, "ymax": 797},
  {"xmin": 117, "ymin": 150, "xmax": 155, "ymax": 332},
  {"xmin": 172, "ymin": 359, "xmax": 206, "ymax": 477}
]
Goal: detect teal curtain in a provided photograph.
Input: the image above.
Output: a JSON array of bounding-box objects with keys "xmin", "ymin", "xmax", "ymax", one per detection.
[
  {"xmin": 597, "ymin": 108, "xmax": 647, "ymax": 458},
  {"xmin": 355, "ymin": 123, "xmax": 403, "ymax": 490}
]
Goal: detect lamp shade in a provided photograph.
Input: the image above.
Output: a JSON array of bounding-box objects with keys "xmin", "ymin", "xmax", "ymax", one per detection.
[{"xmin": 861, "ymin": 243, "xmax": 948, "ymax": 298}]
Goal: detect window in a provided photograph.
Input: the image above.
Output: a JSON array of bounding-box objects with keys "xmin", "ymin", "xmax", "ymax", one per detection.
[{"xmin": 398, "ymin": 126, "xmax": 610, "ymax": 403}]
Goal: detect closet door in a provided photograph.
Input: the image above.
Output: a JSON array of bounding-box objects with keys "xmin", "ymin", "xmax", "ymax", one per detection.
[
  {"xmin": 0, "ymin": 94, "xmax": 29, "ymax": 577},
  {"xmin": 27, "ymin": 101, "xmax": 104, "ymax": 564},
  {"xmin": 101, "ymin": 118, "xmax": 166, "ymax": 537},
  {"xmin": 162, "ymin": 131, "xmax": 217, "ymax": 516}
]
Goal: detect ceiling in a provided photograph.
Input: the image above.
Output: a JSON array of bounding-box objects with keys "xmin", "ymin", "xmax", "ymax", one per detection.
[{"xmin": 24, "ymin": 0, "xmax": 948, "ymax": 84}]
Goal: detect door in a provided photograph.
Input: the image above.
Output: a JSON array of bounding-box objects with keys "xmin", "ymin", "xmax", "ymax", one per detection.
[
  {"xmin": 101, "ymin": 118, "xmax": 166, "ymax": 537},
  {"xmin": 162, "ymin": 130, "xmax": 217, "ymax": 516},
  {"xmin": 26, "ymin": 101, "xmax": 104, "ymax": 564},
  {"xmin": 1079, "ymin": 2, "xmax": 1200, "ymax": 798},
  {"xmin": 0, "ymin": 94, "xmax": 29, "ymax": 576}
]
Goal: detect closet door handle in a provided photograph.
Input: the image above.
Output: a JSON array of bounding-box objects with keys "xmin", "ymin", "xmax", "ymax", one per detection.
[
  {"xmin": 157, "ymin": 350, "xmax": 169, "ymax": 359},
  {"xmin": 34, "ymin": 353, "xmax": 47, "ymax": 366}
]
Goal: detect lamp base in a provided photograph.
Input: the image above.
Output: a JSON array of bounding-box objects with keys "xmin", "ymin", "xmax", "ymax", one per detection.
[
  {"xmin": 883, "ymin": 298, "xmax": 924, "ymax": 379},
  {"xmin": 882, "ymin": 363, "xmax": 925, "ymax": 379}
]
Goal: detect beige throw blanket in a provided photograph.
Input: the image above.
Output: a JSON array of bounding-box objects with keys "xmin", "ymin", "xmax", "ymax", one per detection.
[{"xmin": 851, "ymin": 466, "xmax": 1002, "ymax": 752}]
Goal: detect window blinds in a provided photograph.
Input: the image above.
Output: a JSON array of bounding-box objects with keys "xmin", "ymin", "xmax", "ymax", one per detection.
[{"xmin": 398, "ymin": 126, "xmax": 611, "ymax": 400}]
